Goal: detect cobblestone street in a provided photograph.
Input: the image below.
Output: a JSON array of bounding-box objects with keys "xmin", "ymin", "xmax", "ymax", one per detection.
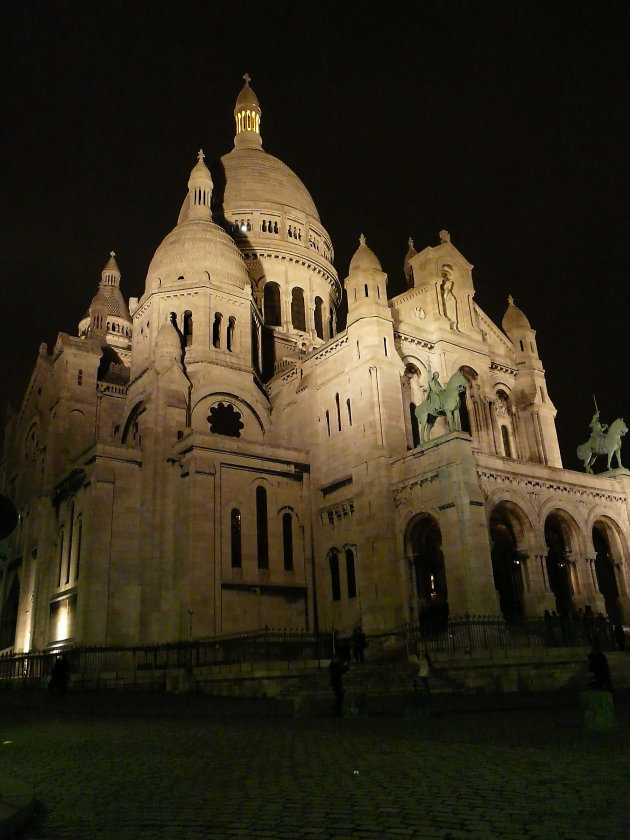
[{"xmin": 2, "ymin": 690, "xmax": 630, "ymax": 839}]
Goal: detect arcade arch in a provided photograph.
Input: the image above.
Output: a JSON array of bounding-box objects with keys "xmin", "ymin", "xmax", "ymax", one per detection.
[
  {"xmin": 592, "ymin": 518, "xmax": 627, "ymax": 623},
  {"xmin": 544, "ymin": 511, "xmax": 580, "ymax": 617},
  {"xmin": 488, "ymin": 501, "xmax": 533, "ymax": 621},
  {"xmin": 405, "ymin": 513, "xmax": 448, "ymax": 629}
]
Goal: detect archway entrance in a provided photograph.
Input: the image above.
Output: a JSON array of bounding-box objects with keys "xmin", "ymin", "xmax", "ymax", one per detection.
[
  {"xmin": 489, "ymin": 513, "xmax": 524, "ymax": 622},
  {"xmin": 593, "ymin": 524, "xmax": 621, "ymax": 622},
  {"xmin": 407, "ymin": 515, "xmax": 448, "ymax": 630},
  {"xmin": 544, "ymin": 516, "xmax": 573, "ymax": 617}
]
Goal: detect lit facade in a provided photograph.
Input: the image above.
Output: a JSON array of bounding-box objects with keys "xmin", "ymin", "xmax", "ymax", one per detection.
[{"xmin": 2, "ymin": 78, "xmax": 630, "ymax": 652}]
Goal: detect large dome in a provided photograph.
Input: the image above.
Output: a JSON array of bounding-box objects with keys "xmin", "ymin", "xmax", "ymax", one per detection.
[
  {"xmin": 213, "ymin": 147, "xmax": 320, "ymax": 224},
  {"xmin": 211, "ymin": 75, "xmax": 321, "ymax": 225}
]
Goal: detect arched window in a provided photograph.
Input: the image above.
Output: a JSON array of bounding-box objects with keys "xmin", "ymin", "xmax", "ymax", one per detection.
[
  {"xmin": 227, "ymin": 316, "xmax": 235, "ymax": 352},
  {"xmin": 501, "ymin": 425, "xmax": 512, "ymax": 458},
  {"xmin": 256, "ymin": 487, "xmax": 268, "ymax": 569},
  {"xmin": 212, "ymin": 313, "xmax": 222, "ymax": 348},
  {"xmin": 409, "ymin": 403, "xmax": 420, "ymax": 448},
  {"xmin": 66, "ymin": 502, "xmax": 74, "ymax": 584},
  {"xmin": 314, "ymin": 297, "xmax": 324, "ymax": 339},
  {"xmin": 329, "ymin": 550, "xmax": 341, "ymax": 601},
  {"xmin": 291, "ymin": 287, "xmax": 306, "ymax": 331},
  {"xmin": 183, "ymin": 311, "xmax": 193, "ymax": 347},
  {"xmin": 75, "ymin": 517, "xmax": 82, "ymax": 581},
  {"xmin": 264, "ymin": 282, "xmax": 281, "ymax": 326},
  {"xmin": 231, "ymin": 508, "xmax": 242, "ymax": 568},
  {"xmin": 282, "ymin": 512, "xmax": 294, "ymax": 571},
  {"xmin": 57, "ymin": 527, "xmax": 65, "ymax": 588},
  {"xmin": 346, "ymin": 549, "xmax": 357, "ymax": 598}
]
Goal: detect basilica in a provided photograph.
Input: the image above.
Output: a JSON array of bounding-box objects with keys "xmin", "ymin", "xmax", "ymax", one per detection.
[{"xmin": 2, "ymin": 77, "xmax": 629, "ymax": 653}]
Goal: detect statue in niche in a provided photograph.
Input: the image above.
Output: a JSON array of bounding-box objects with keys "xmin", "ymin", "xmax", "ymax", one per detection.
[
  {"xmin": 495, "ymin": 393, "xmax": 509, "ymax": 418},
  {"xmin": 440, "ymin": 266, "xmax": 458, "ymax": 329}
]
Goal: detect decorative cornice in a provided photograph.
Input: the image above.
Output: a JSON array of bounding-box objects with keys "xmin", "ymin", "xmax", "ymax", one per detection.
[
  {"xmin": 490, "ymin": 361, "xmax": 518, "ymax": 377},
  {"xmin": 393, "ymin": 473, "xmax": 439, "ymax": 509},
  {"xmin": 477, "ymin": 466, "xmax": 628, "ymax": 506},
  {"xmin": 394, "ymin": 331, "xmax": 434, "ymax": 350}
]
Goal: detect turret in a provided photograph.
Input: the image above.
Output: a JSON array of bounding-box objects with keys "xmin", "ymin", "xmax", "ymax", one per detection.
[
  {"xmin": 344, "ymin": 235, "xmax": 391, "ymax": 327},
  {"xmin": 78, "ymin": 252, "xmax": 132, "ymax": 352},
  {"xmin": 502, "ymin": 295, "xmax": 561, "ymax": 467}
]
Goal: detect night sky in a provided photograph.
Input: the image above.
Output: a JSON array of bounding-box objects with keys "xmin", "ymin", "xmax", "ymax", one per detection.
[{"xmin": 3, "ymin": 1, "xmax": 629, "ymax": 469}]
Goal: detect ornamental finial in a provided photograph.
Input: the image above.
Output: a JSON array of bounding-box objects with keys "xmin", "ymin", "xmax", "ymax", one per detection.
[
  {"xmin": 197, "ymin": 149, "xmax": 205, "ymax": 163},
  {"xmin": 359, "ymin": 233, "xmax": 366, "ymax": 247},
  {"xmin": 243, "ymin": 72, "xmax": 251, "ymax": 85},
  {"xmin": 508, "ymin": 294, "xmax": 514, "ymax": 305}
]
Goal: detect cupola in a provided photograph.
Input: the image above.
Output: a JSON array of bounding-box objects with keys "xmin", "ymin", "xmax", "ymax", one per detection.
[
  {"xmin": 234, "ymin": 73, "xmax": 262, "ymax": 150},
  {"xmin": 182, "ymin": 150, "xmax": 213, "ymax": 221}
]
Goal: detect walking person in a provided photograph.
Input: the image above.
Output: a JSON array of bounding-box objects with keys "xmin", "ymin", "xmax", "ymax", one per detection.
[{"xmin": 329, "ymin": 651, "xmax": 349, "ymax": 716}]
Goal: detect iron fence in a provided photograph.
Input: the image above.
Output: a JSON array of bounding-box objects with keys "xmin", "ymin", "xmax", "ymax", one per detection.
[{"xmin": 0, "ymin": 616, "xmax": 618, "ymax": 686}]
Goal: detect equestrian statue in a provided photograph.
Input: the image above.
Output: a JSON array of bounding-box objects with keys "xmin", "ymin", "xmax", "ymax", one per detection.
[
  {"xmin": 577, "ymin": 407, "xmax": 627, "ymax": 473},
  {"xmin": 414, "ymin": 364, "xmax": 468, "ymax": 444}
]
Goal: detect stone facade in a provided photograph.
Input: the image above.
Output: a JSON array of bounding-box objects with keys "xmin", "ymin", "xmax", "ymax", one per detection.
[{"xmin": 2, "ymin": 78, "xmax": 629, "ymax": 652}]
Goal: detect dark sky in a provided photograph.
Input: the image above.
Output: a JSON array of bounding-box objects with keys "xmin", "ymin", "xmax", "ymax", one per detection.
[{"xmin": 3, "ymin": 1, "xmax": 629, "ymax": 469}]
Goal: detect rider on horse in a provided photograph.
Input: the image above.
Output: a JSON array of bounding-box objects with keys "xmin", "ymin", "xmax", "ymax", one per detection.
[
  {"xmin": 427, "ymin": 364, "xmax": 445, "ymax": 415},
  {"xmin": 590, "ymin": 411, "xmax": 608, "ymax": 450}
]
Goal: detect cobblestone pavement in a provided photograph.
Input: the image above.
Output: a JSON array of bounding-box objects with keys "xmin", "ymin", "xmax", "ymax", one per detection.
[{"xmin": 1, "ymin": 690, "xmax": 630, "ymax": 840}]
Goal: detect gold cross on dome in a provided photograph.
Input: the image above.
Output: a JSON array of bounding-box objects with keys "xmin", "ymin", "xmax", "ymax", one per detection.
[{"xmin": 243, "ymin": 73, "xmax": 251, "ymax": 85}]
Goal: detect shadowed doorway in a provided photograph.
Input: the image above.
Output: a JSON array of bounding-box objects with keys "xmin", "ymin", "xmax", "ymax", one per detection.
[{"xmin": 407, "ymin": 514, "xmax": 449, "ymax": 631}]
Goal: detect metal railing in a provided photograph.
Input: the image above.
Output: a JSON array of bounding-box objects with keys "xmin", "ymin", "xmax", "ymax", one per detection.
[
  {"xmin": 0, "ymin": 616, "xmax": 618, "ymax": 686},
  {"xmin": 369, "ymin": 614, "xmax": 616, "ymax": 660}
]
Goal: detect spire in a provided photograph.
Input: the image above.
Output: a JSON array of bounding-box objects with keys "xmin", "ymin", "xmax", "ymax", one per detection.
[
  {"xmin": 234, "ymin": 73, "xmax": 262, "ymax": 150},
  {"xmin": 101, "ymin": 251, "xmax": 121, "ymax": 288},
  {"xmin": 404, "ymin": 237, "xmax": 417, "ymax": 286}
]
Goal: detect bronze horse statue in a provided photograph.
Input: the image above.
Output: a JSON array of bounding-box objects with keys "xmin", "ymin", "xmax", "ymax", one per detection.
[
  {"xmin": 577, "ymin": 417, "xmax": 627, "ymax": 473},
  {"xmin": 414, "ymin": 370, "xmax": 468, "ymax": 444}
]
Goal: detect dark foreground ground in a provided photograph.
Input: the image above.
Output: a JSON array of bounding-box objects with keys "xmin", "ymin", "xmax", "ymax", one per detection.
[{"xmin": 1, "ymin": 688, "xmax": 630, "ymax": 840}]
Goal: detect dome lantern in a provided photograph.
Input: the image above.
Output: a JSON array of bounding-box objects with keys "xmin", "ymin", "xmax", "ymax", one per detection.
[{"xmin": 234, "ymin": 73, "xmax": 262, "ymax": 150}]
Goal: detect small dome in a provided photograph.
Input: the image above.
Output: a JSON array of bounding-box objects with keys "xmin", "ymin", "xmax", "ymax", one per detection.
[
  {"xmin": 235, "ymin": 73, "xmax": 260, "ymax": 110},
  {"xmin": 146, "ymin": 219, "xmax": 249, "ymax": 293},
  {"xmin": 147, "ymin": 154, "xmax": 249, "ymax": 294},
  {"xmin": 153, "ymin": 320, "xmax": 182, "ymax": 373},
  {"xmin": 502, "ymin": 295, "xmax": 531, "ymax": 333},
  {"xmin": 188, "ymin": 149, "xmax": 213, "ymax": 192},
  {"xmin": 349, "ymin": 234, "xmax": 382, "ymax": 273}
]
